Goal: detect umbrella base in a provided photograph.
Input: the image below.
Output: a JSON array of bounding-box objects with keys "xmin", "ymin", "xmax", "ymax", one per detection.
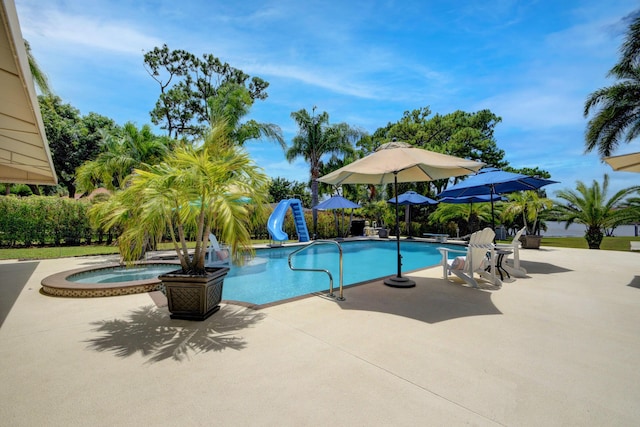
[{"xmin": 383, "ymin": 276, "xmax": 416, "ymax": 288}]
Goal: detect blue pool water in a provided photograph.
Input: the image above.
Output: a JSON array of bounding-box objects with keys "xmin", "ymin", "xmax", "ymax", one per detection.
[
  {"xmin": 66, "ymin": 240, "xmax": 456, "ymax": 305},
  {"xmin": 68, "ymin": 264, "xmax": 179, "ymax": 284},
  {"xmin": 223, "ymin": 240, "xmax": 455, "ymax": 305}
]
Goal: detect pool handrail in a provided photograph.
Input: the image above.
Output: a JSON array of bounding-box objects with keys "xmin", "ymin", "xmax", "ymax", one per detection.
[{"xmin": 287, "ymin": 240, "xmax": 344, "ymax": 301}]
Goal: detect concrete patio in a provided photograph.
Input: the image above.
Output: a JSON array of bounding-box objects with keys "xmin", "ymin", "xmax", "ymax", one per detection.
[{"xmin": 1, "ymin": 246, "xmax": 639, "ymax": 426}]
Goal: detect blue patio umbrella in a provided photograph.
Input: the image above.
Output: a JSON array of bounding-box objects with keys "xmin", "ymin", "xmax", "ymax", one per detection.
[
  {"xmin": 438, "ymin": 194, "xmax": 506, "ymax": 204},
  {"xmin": 387, "ymin": 191, "xmax": 438, "ymax": 239},
  {"xmin": 315, "ymin": 195, "xmax": 361, "ymax": 210},
  {"xmin": 438, "ymin": 168, "xmax": 558, "ymax": 229},
  {"xmin": 315, "ymin": 195, "xmax": 361, "ymax": 238},
  {"xmin": 387, "ymin": 190, "xmax": 438, "ymax": 206}
]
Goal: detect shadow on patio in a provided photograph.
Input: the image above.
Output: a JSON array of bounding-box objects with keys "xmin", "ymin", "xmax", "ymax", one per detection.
[
  {"xmin": 518, "ymin": 260, "xmax": 573, "ymax": 275},
  {"xmin": 0, "ymin": 261, "xmax": 39, "ymax": 327},
  {"xmin": 336, "ymin": 275, "xmax": 502, "ymax": 324},
  {"xmin": 627, "ymin": 276, "xmax": 640, "ymax": 289},
  {"xmin": 84, "ymin": 304, "xmax": 266, "ymax": 363}
]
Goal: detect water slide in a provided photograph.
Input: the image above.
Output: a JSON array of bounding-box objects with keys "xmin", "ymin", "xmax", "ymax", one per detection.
[{"xmin": 267, "ymin": 199, "xmax": 310, "ymax": 243}]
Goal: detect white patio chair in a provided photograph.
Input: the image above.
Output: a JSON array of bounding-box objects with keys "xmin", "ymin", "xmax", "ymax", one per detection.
[
  {"xmin": 495, "ymin": 226, "xmax": 527, "ymax": 278},
  {"xmin": 438, "ymin": 227, "xmax": 500, "ymax": 288},
  {"xmin": 206, "ymin": 233, "xmax": 231, "ymax": 267}
]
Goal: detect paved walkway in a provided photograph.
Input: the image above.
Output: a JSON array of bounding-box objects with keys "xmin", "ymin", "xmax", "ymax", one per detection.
[{"xmin": 1, "ymin": 247, "xmax": 639, "ymax": 426}]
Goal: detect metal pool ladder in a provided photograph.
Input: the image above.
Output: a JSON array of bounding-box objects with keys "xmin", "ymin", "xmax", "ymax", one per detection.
[{"xmin": 287, "ymin": 240, "xmax": 344, "ymax": 301}]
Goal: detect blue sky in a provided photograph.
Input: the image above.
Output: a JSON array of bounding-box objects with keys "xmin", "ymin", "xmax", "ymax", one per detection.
[{"xmin": 15, "ymin": 0, "xmax": 640, "ymax": 197}]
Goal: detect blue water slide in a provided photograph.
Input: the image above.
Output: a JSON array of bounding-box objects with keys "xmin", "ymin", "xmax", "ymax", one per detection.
[
  {"xmin": 267, "ymin": 199, "xmax": 310, "ymax": 242},
  {"xmin": 289, "ymin": 199, "xmax": 310, "ymax": 242},
  {"xmin": 267, "ymin": 200, "xmax": 291, "ymax": 241}
]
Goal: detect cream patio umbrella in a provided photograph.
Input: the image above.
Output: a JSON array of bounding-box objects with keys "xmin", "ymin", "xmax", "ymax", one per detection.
[
  {"xmin": 604, "ymin": 152, "xmax": 640, "ymax": 173},
  {"xmin": 319, "ymin": 140, "xmax": 484, "ymax": 288}
]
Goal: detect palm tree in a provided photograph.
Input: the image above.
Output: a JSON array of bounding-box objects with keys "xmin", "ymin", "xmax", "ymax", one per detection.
[
  {"xmin": 92, "ymin": 119, "xmax": 269, "ymax": 273},
  {"xmin": 584, "ymin": 68, "xmax": 640, "ymax": 157},
  {"xmin": 207, "ymin": 83, "xmax": 285, "ymax": 148},
  {"xmin": 429, "ymin": 201, "xmax": 495, "ymax": 235},
  {"xmin": 611, "ymin": 14, "xmax": 640, "ymax": 75},
  {"xmin": 502, "ymin": 191, "xmax": 554, "ymax": 236},
  {"xmin": 76, "ymin": 123, "xmax": 172, "ymax": 193},
  {"xmin": 318, "ymin": 150, "xmax": 362, "ymax": 202},
  {"xmin": 24, "ymin": 40, "xmax": 52, "ymax": 96},
  {"xmin": 584, "ymin": 15, "xmax": 640, "ymax": 157},
  {"xmin": 553, "ymin": 175, "xmax": 640, "ymax": 249},
  {"xmin": 286, "ymin": 108, "xmax": 356, "ymax": 237}
]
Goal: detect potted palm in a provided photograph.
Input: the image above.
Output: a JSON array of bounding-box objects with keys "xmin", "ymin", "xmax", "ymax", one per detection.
[
  {"xmin": 503, "ymin": 191, "xmax": 553, "ymax": 249},
  {"xmin": 97, "ymin": 120, "xmax": 268, "ymax": 320}
]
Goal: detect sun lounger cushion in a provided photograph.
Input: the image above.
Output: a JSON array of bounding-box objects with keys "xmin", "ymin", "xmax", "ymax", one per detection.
[{"xmin": 451, "ymin": 256, "xmax": 465, "ymax": 270}]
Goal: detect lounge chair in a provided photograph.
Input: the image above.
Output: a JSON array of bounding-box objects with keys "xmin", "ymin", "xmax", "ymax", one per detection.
[
  {"xmin": 438, "ymin": 227, "xmax": 500, "ymax": 288},
  {"xmin": 495, "ymin": 226, "xmax": 528, "ymax": 278},
  {"xmin": 206, "ymin": 233, "xmax": 231, "ymax": 267}
]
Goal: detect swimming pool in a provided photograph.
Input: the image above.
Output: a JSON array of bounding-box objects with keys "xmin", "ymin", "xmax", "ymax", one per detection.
[
  {"xmin": 41, "ymin": 240, "xmax": 457, "ymax": 301},
  {"xmin": 223, "ymin": 240, "xmax": 454, "ymax": 305}
]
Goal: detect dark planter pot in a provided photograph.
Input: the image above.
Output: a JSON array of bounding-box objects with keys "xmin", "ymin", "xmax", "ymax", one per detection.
[
  {"xmin": 378, "ymin": 228, "xmax": 389, "ymax": 238},
  {"xmin": 520, "ymin": 235, "xmax": 543, "ymax": 249},
  {"xmin": 160, "ymin": 267, "xmax": 229, "ymax": 321}
]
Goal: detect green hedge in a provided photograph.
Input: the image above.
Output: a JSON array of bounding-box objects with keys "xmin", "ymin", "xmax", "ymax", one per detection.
[
  {"xmin": 0, "ymin": 196, "xmax": 390, "ymax": 248},
  {"xmin": 0, "ymin": 196, "xmax": 93, "ymax": 247},
  {"xmin": 282, "ymin": 210, "xmax": 357, "ymax": 240}
]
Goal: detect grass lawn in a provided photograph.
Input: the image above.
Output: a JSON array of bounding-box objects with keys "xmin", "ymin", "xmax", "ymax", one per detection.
[
  {"xmin": 0, "ymin": 245, "xmax": 120, "ymax": 260},
  {"xmin": 0, "ymin": 239, "xmax": 292, "ymax": 260},
  {"xmin": 538, "ymin": 236, "xmax": 639, "ymax": 251}
]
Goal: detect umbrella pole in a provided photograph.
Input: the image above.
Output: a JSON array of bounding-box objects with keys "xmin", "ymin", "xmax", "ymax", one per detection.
[
  {"xmin": 490, "ymin": 185, "xmax": 496, "ymax": 230},
  {"xmin": 384, "ymin": 173, "xmax": 416, "ymax": 288}
]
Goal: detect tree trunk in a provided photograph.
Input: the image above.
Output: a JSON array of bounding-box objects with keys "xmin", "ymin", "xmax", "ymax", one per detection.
[
  {"xmin": 585, "ymin": 226, "xmax": 603, "ymax": 249},
  {"xmin": 67, "ymin": 183, "xmax": 76, "ymax": 199},
  {"xmin": 28, "ymin": 185, "xmax": 41, "ymax": 195},
  {"xmin": 311, "ymin": 167, "xmax": 319, "ymax": 239}
]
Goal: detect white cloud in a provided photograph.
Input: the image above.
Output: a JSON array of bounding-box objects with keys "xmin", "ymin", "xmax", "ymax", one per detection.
[
  {"xmin": 480, "ymin": 89, "xmax": 586, "ymax": 131},
  {"xmin": 17, "ymin": 5, "xmax": 162, "ymax": 55},
  {"xmin": 246, "ymin": 57, "xmax": 449, "ymax": 104},
  {"xmin": 250, "ymin": 63, "xmax": 380, "ymax": 100}
]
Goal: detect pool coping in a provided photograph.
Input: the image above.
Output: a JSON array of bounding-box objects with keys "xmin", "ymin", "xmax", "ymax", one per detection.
[{"xmin": 40, "ymin": 260, "xmax": 181, "ymax": 298}]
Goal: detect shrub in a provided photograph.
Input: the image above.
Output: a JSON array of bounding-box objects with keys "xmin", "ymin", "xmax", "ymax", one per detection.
[
  {"xmin": 0, "ymin": 195, "xmax": 94, "ymax": 247},
  {"xmin": 281, "ymin": 210, "xmax": 340, "ymax": 240}
]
